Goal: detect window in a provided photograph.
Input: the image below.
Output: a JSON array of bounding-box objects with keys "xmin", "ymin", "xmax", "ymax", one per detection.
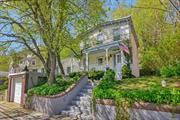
[
  {"xmin": 120, "ymin": 27, "xmax": 130, "ymax": 40},
  {"xmin": 113, "ymin": 28, "xmax": 120, "ymax": 41},
  {"xmin": 97, "ymin": 57, "xmax": 103, "ymax": 65},
  {"xmin": 116, "ymin": 54, "xmax": 121, "ymax": 63},
  {"xmin": 67, "ymin": 67, "xmax": 71, "ymax": 74},
  {"xmin": 97, "ymin": 33, "xmax": 104, "ymax": 43},
  {"xmin": 31, "ymin": 60, "xmax": 36, "ymax": 65}
]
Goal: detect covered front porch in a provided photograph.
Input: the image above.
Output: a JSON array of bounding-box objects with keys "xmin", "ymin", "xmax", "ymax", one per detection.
[{"xmin": 82, "ymin": 41, "xmax": 127, "ymax": 79}]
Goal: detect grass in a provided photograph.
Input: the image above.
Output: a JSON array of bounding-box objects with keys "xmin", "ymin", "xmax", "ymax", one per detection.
[{"xmin": 116, "ymin": 76, "xmax": 180, "ymax": 90}]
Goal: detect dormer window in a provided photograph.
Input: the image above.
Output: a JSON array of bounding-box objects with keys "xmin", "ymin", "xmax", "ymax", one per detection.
[{"xmin": 113, "ymin": 28, "xmax": 120, "ymax": 41}]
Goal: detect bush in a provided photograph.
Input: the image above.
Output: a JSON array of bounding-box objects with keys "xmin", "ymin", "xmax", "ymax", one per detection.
[
  {"xmin": 68, "ymin": 72, "xmax": 82, "ymax": 78},
  {"xmin": 174, "ymin": 62, "xmax": 180, "ymax": 76},
  {"xmin": 28, "ymin": 78, "xmax": 77, "ymax": 96},
  {"xmin": 0, "ymin": 77, "xmax": 8, "ymax": 81},
  {"xmin": 28, "ymin": 83, "xmax": 63, "ymax": 96},
  {"xmin": 160, "ymin": 66, "xmax": 175, "ymax": 77},
  {"xmin": 96, "ymin": 69, "xmax": 116, "ymax": 89},
  {"xmin": 28, "ymin": 72, "xmax": 83, "ymax": 96},
  {"xmin": 93, "ymin": 86, "xmax": 180, "ymax": 105},
  {"xmin": 88, "ymin": 70, "xmax": 104, "ymax": 80},
  {"xmin": 121, "ymin": 65, "xmax": 131, "ymax": 79},
  {"xmin": 37, "ymin": 77, "xmax": 47, "ymax": 86},
  {"xmin": 140, "ymin": 68, "xmax": 157, "ymax": 76},
  {"xmin": 0, "ymin": 77, "xmax": 8, "ymax": 91}
]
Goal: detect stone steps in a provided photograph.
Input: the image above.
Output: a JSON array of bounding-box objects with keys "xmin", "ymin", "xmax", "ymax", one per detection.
[{"xmin": 61, "ymin": 82, "xmax": 94, "ymax": 120}]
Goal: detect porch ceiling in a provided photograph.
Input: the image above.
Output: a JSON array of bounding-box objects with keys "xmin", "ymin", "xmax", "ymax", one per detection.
[{"xmin": 83, "ymin": 41, "xmax": 120, "ymax": 54}]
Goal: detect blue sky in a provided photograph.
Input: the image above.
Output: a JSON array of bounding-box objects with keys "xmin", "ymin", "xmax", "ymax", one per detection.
[{"xmin": 106, "ymin": 0, "xmax": 136, "ymax": 10}]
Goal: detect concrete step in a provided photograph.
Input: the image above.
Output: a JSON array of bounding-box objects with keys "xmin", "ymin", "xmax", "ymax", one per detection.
[
  {"xmin": 68, "ymin": 106, "xmax": 80, "ymax": 112},
  {"xmin": 60, "ymin": 82, "xmax": 94, "ymax": 119},
  {"xmin": 81, "ymin": 88, "xmax": 92, "ymax": 93},
  {"xmin": 78, "ymin": 92, "xmax": 91, "ymax": 97},
  {"xmin": 84, "ymin": 85, "xmax": 93, "ymax": 89},
  {"xmin": 69, "ymin": 111, "xmax": 81, "ymax": 118},
  {"xmin": 79, "ymin": 109, "xmax": 91, "ymax": 115},
  {"xmin": 71, "ymin": 100, "xmax": 91, "ymax": 106},
  {"xmin": 75, "ymin": 96, "xmax": 91, "ymax": 101},
  {"xmin": 80, "ymin": 114, "xmax": 93, "ymax": 120}
]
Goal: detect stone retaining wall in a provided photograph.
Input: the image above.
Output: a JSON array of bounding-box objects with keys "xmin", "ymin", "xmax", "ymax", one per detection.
[
  {"xmin": 95, "ymin": 99, "xmax": 180, "ymax": 120},
  {"xmin": 30, "ymin": 76, "xmax": 88, "ymax": 115}
]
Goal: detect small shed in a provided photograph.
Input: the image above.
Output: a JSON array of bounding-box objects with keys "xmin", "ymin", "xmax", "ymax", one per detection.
[{"xmin": 7, "ymin": 72, "xmax": 46, "ymax": 105}]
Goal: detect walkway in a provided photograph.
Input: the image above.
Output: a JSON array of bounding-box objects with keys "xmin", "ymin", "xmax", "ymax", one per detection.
[{"xmin": 0, "ymin": 101, "xmax": 74, "ymax": 120}]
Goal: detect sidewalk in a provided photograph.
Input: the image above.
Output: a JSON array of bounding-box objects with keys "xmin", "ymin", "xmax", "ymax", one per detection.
[{"xmin": 0, "ymin": 101, "xmax": 74, "ymax": 120}]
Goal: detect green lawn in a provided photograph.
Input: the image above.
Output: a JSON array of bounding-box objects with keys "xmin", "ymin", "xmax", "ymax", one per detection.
[{"xmin": 117, "ymin": 76, "xmax": 180, "ymax": 90}]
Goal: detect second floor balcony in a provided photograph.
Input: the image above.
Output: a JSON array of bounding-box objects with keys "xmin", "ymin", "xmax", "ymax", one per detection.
[{"xmin": 80, "ymin": 33, "xmax": 130, "ymax": 50}]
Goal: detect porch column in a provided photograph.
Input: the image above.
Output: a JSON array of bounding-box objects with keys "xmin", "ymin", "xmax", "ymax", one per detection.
[
  {"xmin": 121, "ymin": 50, "xmax": 124, "ymax": 65},
  {"xmin": 70, "ymin": 57, "xmax": 73, "ymax": 72},
  {"xmin": 86, "ymin": 52, "xmax": 89, "ymax": 71},
  {"xmin": 105, "ymin": 48, "xmax": 109, "ymax": 67}
]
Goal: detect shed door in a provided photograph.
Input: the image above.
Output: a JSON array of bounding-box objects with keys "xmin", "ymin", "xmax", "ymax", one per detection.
[{"xmin": 14, "ymin": 79, "xmax": 22, "ymax": 104}]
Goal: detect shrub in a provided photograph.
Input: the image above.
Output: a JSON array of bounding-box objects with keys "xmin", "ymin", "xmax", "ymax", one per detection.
[
  {"xmin": 160, "ymin": 66, "xmax": 175, "ymax": 77},
  {"xmin": 0, "ymin": 77, "xmax": 8, "ymax": 91},
  {"xmin": 37, "ymin": 77, "xmax": 47, "ymax": 86},
  {"xmin": 28, "ymin": 83, "xmax": 62, "ymax": 96},
  {"xmin": 56, "ymin": 74, "xmax": 63, "ymax": 79},
  {"xmin": 174, "ymin": 62, "xmax": 180, "ymax": 76},
  {"xmin": 121, "ymin": 65, "xmax": 131, "ymax": 79},
  {"xmin": 93, "ymin": 86, "xmax": 180, "ymax": 105},
  {"xmin": 68, "ymin": 72, "xmax": 82, "ymax": 78},
  {"xmin": 0, "ymin": 77, "xmax": 8, "ymax": 81},
  {"xmin": 88, "ymin": 70, "xmax": 104, "ymax": 80},
  {"xmin": 140, "ymin": 68, "xmax": 157, "ymax": 76},
  {"xmin": 97, "ymin": 69, "xmax": 116, "ymax": 89},
  {"xmin": 28, "ymin": 72, "xmax": 82, "ymax": 96},
  {"xmin": 28, "ymin": 78, "xmax": 76, "ymax": 96}
]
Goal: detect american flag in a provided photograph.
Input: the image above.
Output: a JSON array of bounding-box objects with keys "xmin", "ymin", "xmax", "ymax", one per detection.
[{"xmin": 118, "ymin": 42, "xmax": 130, "ymax": 54}]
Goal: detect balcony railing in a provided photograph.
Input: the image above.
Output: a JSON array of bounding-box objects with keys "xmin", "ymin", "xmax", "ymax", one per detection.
[{"xmin": 85, "ymin": 33, "xmax": 130, "ymax": 49}]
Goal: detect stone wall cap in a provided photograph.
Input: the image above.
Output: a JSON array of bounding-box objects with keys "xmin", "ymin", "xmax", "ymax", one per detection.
[{"xmin": 96, "ymin": 99, "xmax": 180, "ymax": 114}]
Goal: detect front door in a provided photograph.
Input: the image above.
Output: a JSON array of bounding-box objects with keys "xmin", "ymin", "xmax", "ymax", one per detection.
[{"xmin": 13, "ymin": 79, "xmax": 22, "ymax": 104}]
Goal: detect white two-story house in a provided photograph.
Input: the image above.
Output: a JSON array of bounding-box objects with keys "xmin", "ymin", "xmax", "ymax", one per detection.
[{"xmin": 78, "ymin": 16, "xmax": 139, "ymax": 78}]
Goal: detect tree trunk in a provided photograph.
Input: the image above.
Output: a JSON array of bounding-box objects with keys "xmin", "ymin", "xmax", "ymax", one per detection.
[
  {"xmin": 56, "ymin": 52, "xmax": 65, "ymax": 76},
  {"xmin": 48, "ymin": 52, "xmax": 56, "ymax": 85}
]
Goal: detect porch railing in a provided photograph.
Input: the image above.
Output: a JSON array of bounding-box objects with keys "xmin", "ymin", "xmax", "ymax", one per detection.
[{"xmin": 89, "ymin": 64, "xmax": 105, "ymax": 71}]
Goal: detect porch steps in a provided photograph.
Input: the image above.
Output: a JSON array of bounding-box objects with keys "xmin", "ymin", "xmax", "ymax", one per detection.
[{"xmin": 61, "ymin": 82, "xmax": 94, "ymax": 120}]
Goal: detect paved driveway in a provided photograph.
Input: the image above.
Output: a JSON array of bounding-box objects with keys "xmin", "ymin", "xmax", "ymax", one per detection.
[{"xmin": 0, "ymin": 101, "xmax": 74, "ymax": 120}]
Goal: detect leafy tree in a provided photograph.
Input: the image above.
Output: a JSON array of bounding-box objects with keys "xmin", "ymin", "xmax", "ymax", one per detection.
[
  {"xmin": 0, "ymin": 0, "xmax": 105, "ymax": 84},
  {"xmin": 0, "ymin": 55, "xmax": 9, "ymax": 71},
  {"xmin": 113, "ymin": 0, "xmax": 180, "ymax": 74}
]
